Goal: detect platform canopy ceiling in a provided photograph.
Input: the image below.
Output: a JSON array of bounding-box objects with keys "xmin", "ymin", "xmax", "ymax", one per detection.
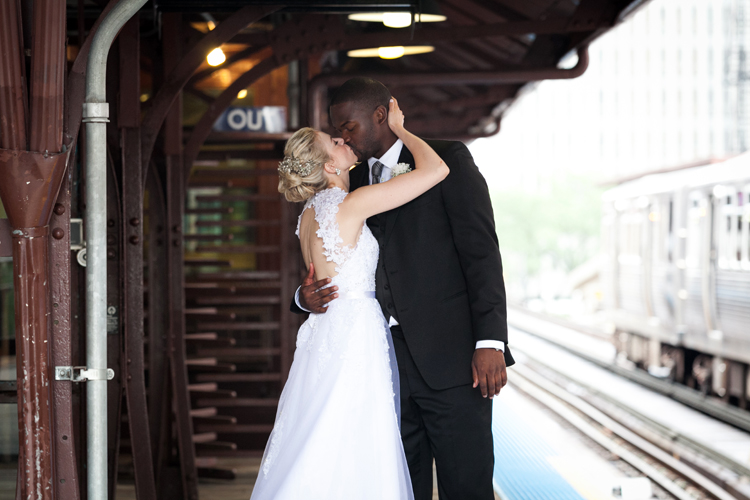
[{"xmin": 153, "ymin": 0, "xmax": 648, "ymax": 139}]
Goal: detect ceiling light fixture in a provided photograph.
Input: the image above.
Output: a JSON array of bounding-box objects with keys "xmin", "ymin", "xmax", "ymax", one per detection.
[
  {"xmin": 207, "ymin": 47, "xmax": 226, "ymax": 67},
  {"xmin": 237, "ymin": 89, "xmax": 248, "ymax": 99},
  {"xmin": 382, "ymin": 12, "xmax": 412, "ymax": 28},
  {"xmin": 378, "ymin": 46, "xmax": 406, "ymax": 59},
  {"xmin": 348, "ymin": 12, "xmax": 446, "ymax": 28},
  {"xmin": 347, "ymin": 45, "xmax": 435, "ymax": 60}
]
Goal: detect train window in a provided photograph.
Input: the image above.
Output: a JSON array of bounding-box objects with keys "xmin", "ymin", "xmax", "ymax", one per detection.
[
  {"xmin": 715, "ymin": 186, "xmax": 740, "ymax": 270},
  {"xmin": 743, "ymin": 187, "xmax": 750, "ymax": 269},
  {"xmin": 686, "ymin": 193, "xmax": 706, "ymax": 268},
  {"xmin": 619, "ymin": 210, "xmax": 643, "ymax": 265}
]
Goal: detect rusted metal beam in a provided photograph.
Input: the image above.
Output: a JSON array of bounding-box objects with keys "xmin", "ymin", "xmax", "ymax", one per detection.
[
  {"xmin": 144, "ymin": 167, "xmax": 171, "ymax": 493},
  {"xmin": 30, "ymin": 0, "xmax": 66, "ymax": 154},
  {"xmin": 0, "ymin": 148, "xmax": 69, "ymax": 500},
  {"xmin": 406, "ymin": 86, "xmax": 517, "ymax": 117},
  {"xmin": 119, "ymin": 15, "xmax": 158, "ymax": 500},
  {"xmin": 0, "ymin": 14, "xmax": 68, "ymax": 500},
  {"xmin": 0, "ymin": 219, "xmax": 11, "ymax": 257},
  {"xmin": 0, "ymin": 0, "xmax": 28, "ymax": 151},
  {"xmin": 163, "ymin": 13, "xmax": 199, "ymax": 500},
  {"xmin": 308, "ymin": 46, "xmax": 589, "ymax": 129},
  {"xmin": 140, "ymin": 5, "xmax": 280, "ymax": 179},
  {"xmin": 49, "ymin": 174, "xmax": 81, "ymax": 500}
]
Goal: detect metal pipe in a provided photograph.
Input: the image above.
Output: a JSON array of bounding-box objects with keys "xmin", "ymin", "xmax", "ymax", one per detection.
[
  {"xmin": 82, "ymin": 1, "xmax": 146, "ymax": 499},
  {"xmin": 308, "ymin": 46, "xmax": 590, "ymax": 130}
]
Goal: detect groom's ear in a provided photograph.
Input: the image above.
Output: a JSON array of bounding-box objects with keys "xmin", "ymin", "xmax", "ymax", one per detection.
[{"xmin": 373, "ymin": 104, "xmax": 388, "ymax": 126}]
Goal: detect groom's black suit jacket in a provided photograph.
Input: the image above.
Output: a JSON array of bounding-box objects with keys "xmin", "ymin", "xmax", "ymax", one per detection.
[{"xmin": 293, "ymin": 139, "xmax": 514, "ymax": 390}]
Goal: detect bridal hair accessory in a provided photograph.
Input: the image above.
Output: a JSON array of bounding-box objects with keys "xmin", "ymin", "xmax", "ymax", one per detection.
[
  {"xmin": 391, "ymin": 162, "xmax": 412, "ymax": 178},
  {"xmin": 278, "ymin": 155, "xmax": 318, "ymax": 177}
]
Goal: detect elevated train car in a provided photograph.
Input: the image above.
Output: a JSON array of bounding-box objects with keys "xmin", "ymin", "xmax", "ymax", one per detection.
[{"xmin": 603, "ymin": 154, "xmax": 750, "ymax": 406}]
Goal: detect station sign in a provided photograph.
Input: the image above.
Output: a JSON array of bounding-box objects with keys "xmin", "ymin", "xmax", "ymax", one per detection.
[{"xmin": 213, "ymin": 106, "xmax": 287, "ymax": 134}]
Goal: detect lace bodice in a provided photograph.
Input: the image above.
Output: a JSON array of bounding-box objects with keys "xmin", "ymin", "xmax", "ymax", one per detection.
[{"xmin": 296, "ymin": 187, "xmax": 378, "ymax": 293}]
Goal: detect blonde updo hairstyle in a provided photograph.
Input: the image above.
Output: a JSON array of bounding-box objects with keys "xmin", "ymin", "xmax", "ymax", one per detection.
[{"xmin": 278, "ymin": 127, "xmax": 331, "ymax": 203}]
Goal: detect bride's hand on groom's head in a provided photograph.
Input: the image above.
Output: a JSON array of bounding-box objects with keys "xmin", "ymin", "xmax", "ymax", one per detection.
[
  {"xmin": 299, "ymin": 263, "xmax": 338, "ymax": 314},
  {"xmin": 387, "ymin": 97, "xmax": 405, "ymax": 133}
]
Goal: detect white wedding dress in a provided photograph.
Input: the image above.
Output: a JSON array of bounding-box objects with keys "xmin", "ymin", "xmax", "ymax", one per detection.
[{"xmin": 250, "ymin": 187, "xmax": 414, "ymax": 500}]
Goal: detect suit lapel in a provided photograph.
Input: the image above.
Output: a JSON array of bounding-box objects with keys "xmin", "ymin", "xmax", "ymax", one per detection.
[{"xmin": 383, "ymin": 147, "xmax": 415, "ymax": 245}]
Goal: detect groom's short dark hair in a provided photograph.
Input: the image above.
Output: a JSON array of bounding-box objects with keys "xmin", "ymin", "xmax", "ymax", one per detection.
[{"xmin": 329, "ymin": 77, "xmax": 391, "ymax": 114}]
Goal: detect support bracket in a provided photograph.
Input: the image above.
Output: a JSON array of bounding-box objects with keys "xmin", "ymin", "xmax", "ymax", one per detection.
[{"xmin": 55, "ymin": 366, "xmax": 115, "ymax": 382}]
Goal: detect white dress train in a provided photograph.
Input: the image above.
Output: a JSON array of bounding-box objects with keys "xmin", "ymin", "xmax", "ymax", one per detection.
[{"xmin": 250, "ymin": 187, "xmax": 413, "ymax": 500}]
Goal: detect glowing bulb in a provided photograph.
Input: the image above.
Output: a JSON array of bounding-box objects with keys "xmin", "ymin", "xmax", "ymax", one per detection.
[
  {"xmin": 378, "ymin": 46, "xmax": 406, "ymax": 59},
  {"xmin": 383, "ymin": 12, "xmax": 412, "ymax": 28},
  {"xmin": 207, "ymin": 47, "xmax": 226, "ymax": 67},
  {"xmin": 237, "ymin": 89, "xmax": 248, "ymax": 99},
  {"xmin": 139, "ymin": 94, "xmax": 149, "ymax": 103},
  {"xmin": 207, "ymin": 20, "xmax": 216, "ymax": 31}
]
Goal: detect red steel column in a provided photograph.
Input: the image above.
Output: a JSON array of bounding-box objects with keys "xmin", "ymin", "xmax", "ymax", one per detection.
[
  {"xmin": 163, "ymin": 14, "xmax": 199, "ymax": 500},
  {"xmin": 29, "ymin": 0, "xmax": 66, "ymax": 154},
  {"xmin": 0, "ymin": 1, "xmax": 68, "ymax": 499},
  {"xmin": 0, "ymin": 0, "xmax": 28, "ymax": 150}
]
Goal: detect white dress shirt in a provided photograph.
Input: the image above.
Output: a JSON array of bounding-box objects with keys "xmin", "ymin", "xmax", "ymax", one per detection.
[{"xmin": 295, "ymin": 138, "xmax": 505, "ymax": 353}]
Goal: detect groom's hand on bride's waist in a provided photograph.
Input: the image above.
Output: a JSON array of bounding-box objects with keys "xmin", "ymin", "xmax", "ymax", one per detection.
[
  {"xmin": 299, "ymin": 263, "xmax": 338, "ymax": 313},
  {"xmin": 472, "ymin": 349, "xmax": 507, "ymax": 399}
]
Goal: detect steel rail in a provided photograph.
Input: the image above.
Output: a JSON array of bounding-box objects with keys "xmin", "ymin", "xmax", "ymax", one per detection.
[
  {"xmin": 511, "ymin": 364, "xmax": 741, "ymax": 500},
  {"xmin": 507, "ymin": 311, "xmax": 750, "ymax": 432}
]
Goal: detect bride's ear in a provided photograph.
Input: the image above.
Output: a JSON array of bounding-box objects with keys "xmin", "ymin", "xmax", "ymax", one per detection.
[{"xmin": 323, "ymin": 162, "xmax": 338, "ymax": 175}]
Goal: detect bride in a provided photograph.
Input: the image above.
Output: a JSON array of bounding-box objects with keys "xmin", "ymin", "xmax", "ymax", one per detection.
[{"xmin": 250, "ymin": 98, "xmax": 448, "ymax": 500}]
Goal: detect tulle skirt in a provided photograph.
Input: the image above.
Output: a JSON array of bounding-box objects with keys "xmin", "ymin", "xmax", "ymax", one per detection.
[{"xmin": 250, "ymin": 296, "xmax": 413, "ymax": 500}]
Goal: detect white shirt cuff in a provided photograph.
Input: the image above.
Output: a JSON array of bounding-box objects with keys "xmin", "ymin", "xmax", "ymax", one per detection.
[
  {"xmin": 294, "ymin": 286, "xmax": 311, "ymax": 313},
  {"xmin": 475, "ymin": 340, "xmax": 505, "ymax": 352}
]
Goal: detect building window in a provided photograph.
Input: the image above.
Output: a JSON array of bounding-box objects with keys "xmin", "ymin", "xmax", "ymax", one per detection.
[{"xmin": 693, "ymin": 49, "xmax": 698, "ymax": 77}]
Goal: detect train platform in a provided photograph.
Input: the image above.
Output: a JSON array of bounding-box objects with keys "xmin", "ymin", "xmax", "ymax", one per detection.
[
  {"xmin": 508, "ymin": 308, "xmax": 750, "ymax": 482},
  {"xmin": 114, "ymin": 382, "xmax": 628, "ymax": 500},
  {"xmin": 493, "ymin": 385, "xmax": 635, "ymax": 500}
]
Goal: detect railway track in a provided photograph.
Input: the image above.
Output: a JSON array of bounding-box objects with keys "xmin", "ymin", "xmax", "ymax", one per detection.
[{"xmin": 507, "ymin": 312, "xmax": 750, "ymax": 500}]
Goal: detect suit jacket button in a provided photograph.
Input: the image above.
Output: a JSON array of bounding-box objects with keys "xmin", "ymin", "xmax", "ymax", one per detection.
[
  {"xmin": 384, "ymin": 284, "xmax": 390, "ymax": 290},
  {"xmin": 387, "ymin": 303, "xmax": 394, "ymax": 310}
]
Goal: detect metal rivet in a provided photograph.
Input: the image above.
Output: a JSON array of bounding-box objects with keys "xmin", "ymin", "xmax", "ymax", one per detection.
[
  {"xmin": 62, "ymin": 435, "xmax": 68, "ymax": 441},
  {"xmin": 53, "ymin": 204, "xmax": 65, "ymax": 216},
  {"xmin": 52, "ymin": 228, "xmax": 64, "ymax": 240},
  {"xmin": 129, "ymin": 235, "xmax": 140, "ymax": 245},
  {"xmin": 107, "ymin": 219, "xmax": 115, "ymax": 228},
  {"xmin": 130, "ymin": 218, "xmax": 140, "ymax": 226}
]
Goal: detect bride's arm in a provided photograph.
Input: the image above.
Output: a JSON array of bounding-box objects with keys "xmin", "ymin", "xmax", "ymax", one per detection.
[{"xmin": 344, "ymin": 98, "xmax": 449, "ymax": 220}]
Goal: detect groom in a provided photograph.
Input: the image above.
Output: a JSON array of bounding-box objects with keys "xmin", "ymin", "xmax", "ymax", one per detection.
[{"xmin": 292, "ymin": 77, "xmax": 513, "ymax": 500}]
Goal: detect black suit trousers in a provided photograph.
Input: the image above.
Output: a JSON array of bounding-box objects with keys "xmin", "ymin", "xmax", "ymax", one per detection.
[{"xmin": 391, "ymin": 325, "xmax": 495, "ymax": 500}]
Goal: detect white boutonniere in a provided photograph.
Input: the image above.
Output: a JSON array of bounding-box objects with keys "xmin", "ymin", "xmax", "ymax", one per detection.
[{"xmin": 391, "ymin": 163, "xmax": 412, "ymax": 178}]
